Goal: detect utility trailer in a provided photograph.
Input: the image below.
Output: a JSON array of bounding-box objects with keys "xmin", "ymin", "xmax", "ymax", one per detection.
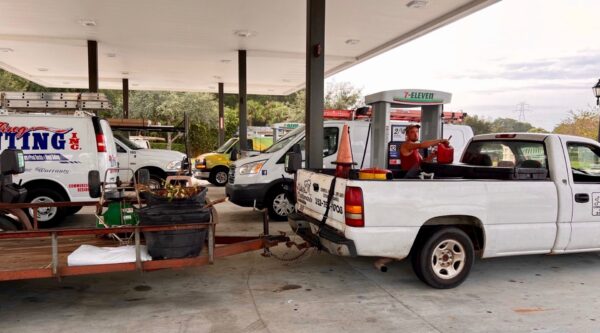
[{"xmin": 0, "ymin": 200, "xmax": 288, "ymax": 282}]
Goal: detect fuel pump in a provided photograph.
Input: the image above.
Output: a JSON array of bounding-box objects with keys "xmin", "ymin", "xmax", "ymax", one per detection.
[{"xmin": 364, "ymin": 89, "xmax": 453, "ymax": 174}]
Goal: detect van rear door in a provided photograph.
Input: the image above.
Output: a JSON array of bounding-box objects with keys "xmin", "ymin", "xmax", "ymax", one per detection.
[{"xmin": 95, "ymin": 118, "xmax": 118, "ymax": 184}]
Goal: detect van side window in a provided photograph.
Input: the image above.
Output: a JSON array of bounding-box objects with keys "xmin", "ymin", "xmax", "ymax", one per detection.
[
  {"xmin": 323, "ymin": 127, "xmax": 339, "ymax": 157},
  {"xmin": 462, "ymin": 140, "xmax": 547, "ymax": 169},
  {"xmin": 276, "ymin": 127, "xmax": 339, "ymax": 164},
  {"xmin": 567, "ymin": 143, "xmax": 600, "ymax": 183}
]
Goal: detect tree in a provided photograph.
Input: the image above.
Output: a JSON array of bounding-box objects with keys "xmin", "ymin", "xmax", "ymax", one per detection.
[
  {"xmin": 490, "ymin": 118, "xmax": 533, "ymax": 133},
  {"xmin": 324, "ymin": 81, "xmax": 363, "ymax": 110},
  {"xmin": 286, "ymin": 89, "xmax": 305, "ymax": 122},
  {"xmin": 464, "ymin": 115, "xmax": 492, "ymax": 135},
  {"xmin": 553, "ymin": 107, "xmax": 600, "ymax": 140},
  {"xmin": 247, "ymin": 100, "xmax": 290, "ymax": 126}
]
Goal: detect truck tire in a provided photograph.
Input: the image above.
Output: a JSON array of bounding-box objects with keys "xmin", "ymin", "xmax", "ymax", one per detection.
[
  {"xmin": 25, "ymin": 188, "xmax": 67, "ymax": 228},
  {"xmin": 209, "ymin": 167, "xmax": 229, "ymax": 187},
  {"xmin": 412, "ymin": 227, "xmax": 474, "ymax": 289},
  {"xmin": 267, "ymin": 186, "xmax": 295, "ymax": 222},
  {"xmin": 148, "ymin": 174, "xmax": 164, "ymax": 190},
  {"xmin": 0, "ymin": 216, "xmax": 17, "ymax": 231}
]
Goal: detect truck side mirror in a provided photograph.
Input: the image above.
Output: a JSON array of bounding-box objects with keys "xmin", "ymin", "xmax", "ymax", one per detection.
[
  {"xmin": 230, "ymin": 148, "xmax": 239, "ymax": 161},
  {"xmin": 181, "ymin": 156, "xmax": 190, "ymax": 170},
  {"xmin": 285, "ymin": 144, "xmax": 302, "ymax": 173}
]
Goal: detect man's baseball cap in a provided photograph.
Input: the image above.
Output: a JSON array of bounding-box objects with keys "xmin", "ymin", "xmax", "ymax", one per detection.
[{"xmin": 405, "ymin": 124, "xmax": 421, "ymax": 132}]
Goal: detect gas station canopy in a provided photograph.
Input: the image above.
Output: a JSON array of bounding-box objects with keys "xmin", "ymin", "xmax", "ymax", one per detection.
[{"xmin": 0, "ymin": 0, "xmax": 498, "ymax": 95}]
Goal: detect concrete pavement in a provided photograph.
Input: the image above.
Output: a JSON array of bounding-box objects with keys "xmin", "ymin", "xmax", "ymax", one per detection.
[{"xmin": 1, "ymin": 185, "xmax": 599, "ymax": 332}]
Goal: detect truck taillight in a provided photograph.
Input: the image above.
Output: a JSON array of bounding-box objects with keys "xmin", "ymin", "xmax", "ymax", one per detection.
[
  {"xmin": 96, "ymin": 134, "xmax": 107, "ymax": 152},
  {"xmin": 345, "ymin": 186, "xmax": 364, "ymax": 228}
]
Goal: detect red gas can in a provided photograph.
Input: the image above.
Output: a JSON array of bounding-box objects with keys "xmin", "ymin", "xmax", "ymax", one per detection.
[{"xmin": 437, "ymin": 143, "xmax": 454, "ymax": 164}]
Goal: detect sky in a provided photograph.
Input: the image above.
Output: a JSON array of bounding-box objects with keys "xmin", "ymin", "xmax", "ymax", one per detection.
[{"xmin": 327, "ymin": 0, "xmax": 600, "ymax": 131}]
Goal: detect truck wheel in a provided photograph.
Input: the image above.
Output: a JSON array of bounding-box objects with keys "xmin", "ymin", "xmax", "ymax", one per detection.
[
  {"xmin": 209, "ymin": 167, "xmax": 229, "ymax": 187},
  {"xmin": 268, "ymin": 187, "xmax": 295, "ymax": 222},
  {"xmin": 148, "ymin": 174, "xmax": 164, "ymax": 189},
  {"xmin": 0, "ymin": 216, "xmax": 17, "ymax": 231},
  {"xmin": 412, "ymin": 227, "xmax": 474, "ymax": 289},
  {"xmin": 25, "ymin": 188, "xmax": 67, "ymax": 228}
]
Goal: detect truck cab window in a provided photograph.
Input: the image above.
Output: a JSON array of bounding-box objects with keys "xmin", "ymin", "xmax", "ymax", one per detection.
[
  {"xmin": 462, "ymin": 140, "xmax": 547, "ymax": 169},
  {"xmin": 116, "ymin": 143, "xmax": 126, "ymax": 153},
  {"xmin": 567, "ymin": 143, "xmax": 600, "ymax": 183}
]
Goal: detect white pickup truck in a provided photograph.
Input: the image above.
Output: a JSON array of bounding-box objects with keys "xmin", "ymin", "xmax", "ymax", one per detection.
[{"xmin": 290, "ymin": 133, "xmax": 600, "ymax": 288}]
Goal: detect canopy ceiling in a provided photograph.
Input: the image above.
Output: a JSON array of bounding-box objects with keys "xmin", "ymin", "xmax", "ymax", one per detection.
[{"xmin": 0, "ymin": 0, "xmax": 499, "ymax": 95}]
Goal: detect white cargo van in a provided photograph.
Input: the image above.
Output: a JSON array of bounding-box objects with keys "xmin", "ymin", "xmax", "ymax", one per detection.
[
  {"xmin": 0, "ymin": 112, "xmax": 118, "ymax": 227},
  {"xmin": 225, "ymin": 120, "xmax": 473, "ymax": 221}
]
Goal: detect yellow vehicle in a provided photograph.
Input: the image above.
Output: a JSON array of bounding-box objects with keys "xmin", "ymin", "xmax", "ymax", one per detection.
[{"xmin": 194, "ymin": 137, "xmax": 272, "ymax": 186}]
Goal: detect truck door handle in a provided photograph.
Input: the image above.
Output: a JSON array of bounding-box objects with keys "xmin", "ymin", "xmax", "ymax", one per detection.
[{"xmin": 575, "ymin": 193, "xmax": 590, "ymax": 203}]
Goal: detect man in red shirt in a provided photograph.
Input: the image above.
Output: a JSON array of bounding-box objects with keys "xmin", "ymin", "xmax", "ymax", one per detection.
[{"xmin": 400, "ymin": 124, "xmax": 448, "ymax": 177}]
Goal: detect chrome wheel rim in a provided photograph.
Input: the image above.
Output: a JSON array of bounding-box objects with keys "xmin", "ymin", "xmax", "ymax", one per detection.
[
  {"xmin": 148, "ymin": 178, "xmax": 162, "ymax": 190},
  {"xmin": 29, "ymin": 196, "xmax": 57, "ymax": 222},
  {"xmin": 215, "ymin": 171, "xmax": 228, "ymax": 184},
  {"xmin": 431, "ymin": 239, "xmax": 465, "ymax": 280},
  {"xmin": 273, "ymin": 193, "xmax": 294, "ymax": 217}
]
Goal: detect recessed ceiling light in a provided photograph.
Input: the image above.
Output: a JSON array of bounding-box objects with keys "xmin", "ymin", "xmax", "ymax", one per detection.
[
  {"xmin": 213, "ymin": 75, "xmax": 222, "ymax": 80},
  {"xmin": 209, "ymin": 86, "xmax": 216, "ymax": 89},
  {"xmin": 79, "ymin": 19, "xmax": 97, "ymax": 27},
  {"xmin": 233, "ymin": 30, "xmax": 256, "ymax": 38},
  {"xmin": 37, "ymin": 68, "xmax": 48, "ymax": 72},
  {"xmin": 220, "ymin": 59, "xmax": 232, "ymax": 64},
  {"xmin": 268, "ymin": 89, "xmax": 275, "ymax": 92},
  {"xmin": 406, "ymin": 0, "xmax": 428, "ymax": 8},
  {"xmin": 106, "ymin": 53, "xmax": 116, "ymax": 58},
  {"xmin": 121, "ymin": 71, "xmax": 129, "ymax": 75},
  {"xmin": 62, "ymin": 81, "xmax": 70, "ymax": 84},
  {"xmin": 345, "ymin": 39, "xmax": 360, "ymax": 45},
  {"xmin": 282, "ymin": 79, "xmax": 291, "ymax": 83},
  {"xmin": 0, "ymin": 47, "xmax": 14, "ymax": 53}
]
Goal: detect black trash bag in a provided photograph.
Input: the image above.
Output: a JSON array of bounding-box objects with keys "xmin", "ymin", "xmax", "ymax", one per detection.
[{"xmin": 138, "ymin": 202, "xmax": 211, "ymax": 260}]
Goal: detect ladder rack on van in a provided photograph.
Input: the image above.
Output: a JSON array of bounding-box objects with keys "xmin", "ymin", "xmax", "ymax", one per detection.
[{"xmin": 0, "ymin": 92, "xmax": 111, "ymax": 113}]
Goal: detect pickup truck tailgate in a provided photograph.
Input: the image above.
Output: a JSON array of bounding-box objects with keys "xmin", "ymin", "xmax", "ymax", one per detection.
[{"xmin": 295, "ymin": 169, "xmax": 347, "ymax": 231}]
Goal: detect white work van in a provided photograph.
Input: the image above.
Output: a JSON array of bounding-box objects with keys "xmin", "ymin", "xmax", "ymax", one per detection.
[
  {"xmin": 0, "ymin": 112, "xmax": 118, "ymax": 227},
  {"xmin": 113, "ymin": 133, "xmax": 187, "ymax": 189},
  {"xmin": 291, "ymin": 133, "xmax": 600, "ymax": 289},
  {"xmin": 226, "ymin": 120, "xmax": 473, "ymax": 221}
]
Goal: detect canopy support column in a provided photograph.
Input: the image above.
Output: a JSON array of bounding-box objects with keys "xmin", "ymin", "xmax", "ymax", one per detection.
[
  {"xmin": 218, "ymin": 82, "xmax": 225, "ymax": 146},
  {"xmin": 238, "ymin": 50, "xmax": 248, "ymax": 151},
  {"xmin": 87, "ymin": 40, "xmax": 98, "ymax": 93},
  {"xmin": 305, "ymin": 0, "xmax": 326, "ymax": 169},
  {"xmin": 122, "ymin": 78, "xmax": 129, "ymax": 119}
]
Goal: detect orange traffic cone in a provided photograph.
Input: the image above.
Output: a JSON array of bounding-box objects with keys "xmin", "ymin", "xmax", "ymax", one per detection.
[{"xmin": 333, "ymin": 124, "xmax": 354, "ymax": 178}]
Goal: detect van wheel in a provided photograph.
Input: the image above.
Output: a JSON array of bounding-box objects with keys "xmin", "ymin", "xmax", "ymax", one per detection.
[
  {"xmin": 65, "ymin": 206, "xmax": 83, "ymax": 216},
  {"xmin": 411, "ymin": 227, "xmax": 474, "ymax": 289},
  {"xmin": 25, "ymin": 188, "xmax": 67, "ymax": 228},
  {"xmin": 0, "ymin": 216, "xmax": 17, "ymax": 231},
  {"xmin": 209, "ymin": 167, "xmax": 229, "ymax": 187},
  {"xmin": 267, "ymin": 187, "xmax": 295, "ymax": 221}
]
